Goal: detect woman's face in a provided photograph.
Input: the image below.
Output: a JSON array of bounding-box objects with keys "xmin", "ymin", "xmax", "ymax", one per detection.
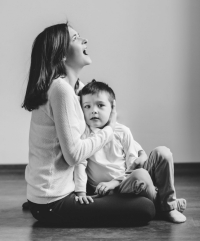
[{"xmin": 66, "ymin": 27, "xmax": 92, "ymax": 69}]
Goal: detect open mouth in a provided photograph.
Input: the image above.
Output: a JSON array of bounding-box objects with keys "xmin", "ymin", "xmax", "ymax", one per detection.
[{"xmin": 83, "ymin": 49, "xmax": 88, "ymax": 55}]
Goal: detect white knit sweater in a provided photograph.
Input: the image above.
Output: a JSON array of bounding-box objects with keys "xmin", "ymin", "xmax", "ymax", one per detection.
[{"xmin": 25, "ymin": 77, "xmax": 113, "ymax": 204}]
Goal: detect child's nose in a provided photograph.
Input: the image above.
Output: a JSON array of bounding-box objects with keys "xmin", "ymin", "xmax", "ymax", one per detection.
[{"xmin": 92, "ymin": 108, "xmax": 98, "ymax": 114}]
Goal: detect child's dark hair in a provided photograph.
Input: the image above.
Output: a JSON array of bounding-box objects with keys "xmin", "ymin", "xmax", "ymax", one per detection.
[
  {"xmin": 79, "ymin": 79, "xmax": 116, "ymax": 106},
  {"xmin": 22, "ymin": 22, "xmax": 70, "ymax": 111}
]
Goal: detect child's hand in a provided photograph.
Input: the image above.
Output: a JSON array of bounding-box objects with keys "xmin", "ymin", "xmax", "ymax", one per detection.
[
  {"xmin": 75, "ymin": 192, "xmax": 94, "ymax": 204},
  {"xmin": 131, "ymin": 158, "xmax": 143, "ymax": 169},
  {"xmin": 130, "ymin": 156, "xmax": 146, "ymax": 170},
  {"xmin": 94, "ymin": 180, "xmax": 120, "ymax": 196},
  {"xmin": 129, "ymin": 151, "xmax": 148, "ymax": 170}
]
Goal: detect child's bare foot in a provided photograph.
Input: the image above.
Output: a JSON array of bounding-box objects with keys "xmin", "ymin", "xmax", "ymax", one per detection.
[
  {"xmin": 163, "ymin": 209, "xmax": 186, "ymax": 223},
  {"xmin": 176, "ymin": 198, "xmax": 187, "ymax": 213}
]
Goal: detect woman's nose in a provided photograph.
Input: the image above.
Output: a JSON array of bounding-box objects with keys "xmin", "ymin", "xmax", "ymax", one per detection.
[{"xmin": 82, "ymin": 38, "xmax": 88, "ymax": 44}]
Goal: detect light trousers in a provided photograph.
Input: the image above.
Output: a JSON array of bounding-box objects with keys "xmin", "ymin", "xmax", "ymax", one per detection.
[{"xmin": 117, "ymin": 146, "xmax": 177, "ymax": 211}]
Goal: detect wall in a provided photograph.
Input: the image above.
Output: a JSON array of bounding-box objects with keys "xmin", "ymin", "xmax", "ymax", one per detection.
[{"xmin": 0, "ymin": 0, "xmax": 199, "ymax": 164}]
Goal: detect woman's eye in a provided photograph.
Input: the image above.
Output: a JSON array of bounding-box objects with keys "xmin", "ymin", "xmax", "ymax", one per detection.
[{"xmin": 73, "ymin": 35, "xmax": 80, "ymax": 41}]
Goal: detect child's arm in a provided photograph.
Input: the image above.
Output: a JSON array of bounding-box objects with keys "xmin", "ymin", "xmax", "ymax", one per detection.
[
  {"xmin": 122, "ymin": 126, "xmax": 146, "ymax": 170},
  {"xmin": 74, "ymin": 161, "xmax": 94, "ymax": 204}
]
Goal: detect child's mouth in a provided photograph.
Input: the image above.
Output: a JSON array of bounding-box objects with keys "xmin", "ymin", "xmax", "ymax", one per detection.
[{"xmin": 90, "ymin": 117, "xmax": 99, "ymax": 120}]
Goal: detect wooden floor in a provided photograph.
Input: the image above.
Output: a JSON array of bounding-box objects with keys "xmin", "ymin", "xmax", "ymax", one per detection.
[{"xmin": 0, "ymin": 164, "xmax": 200, "ymax": 241}]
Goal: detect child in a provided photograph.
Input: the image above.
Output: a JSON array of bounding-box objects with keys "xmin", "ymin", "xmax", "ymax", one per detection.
[{"xmin": 74, "ymin": 80, "xmax": 187, "ymax": 223}]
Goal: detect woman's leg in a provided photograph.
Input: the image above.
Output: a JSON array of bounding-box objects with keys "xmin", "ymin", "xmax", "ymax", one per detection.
[
  {"xmin": 143, "ymin": 146, "xmax": 186, "ymax": 223},
  {"xmin": 28, "ymin": 192, "xmax": 155, "ymax": 226}
]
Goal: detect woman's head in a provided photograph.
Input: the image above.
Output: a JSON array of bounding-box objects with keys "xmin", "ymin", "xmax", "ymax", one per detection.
[
  {"xmin": 66, "ymin": 27, "xmax": 92, "ymax": 71},
  {"xmin": 22, "ymin": 22, "xmax": 91, "ymax": 111},
  {"xmin": 22, "ymin": 23, "xmax": 70, "ymax": 111}
]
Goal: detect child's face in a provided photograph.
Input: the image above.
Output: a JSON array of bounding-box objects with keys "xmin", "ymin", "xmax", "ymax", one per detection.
[{"xmin": 82, "ymin": 92, "xmax": 112, "ymax": 128}]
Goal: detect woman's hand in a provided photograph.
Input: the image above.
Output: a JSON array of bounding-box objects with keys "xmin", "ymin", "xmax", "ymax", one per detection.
[
  {"xmin": 107, "ymin": 100, "xmax": 117, "ymax": 130},
  {"xmin": 75, "ymin": 192, "xmax": 94, "ymax": 204},
  {"xmin": 94, "ymin": 180, "xmax": 120, "ymax": 196}
]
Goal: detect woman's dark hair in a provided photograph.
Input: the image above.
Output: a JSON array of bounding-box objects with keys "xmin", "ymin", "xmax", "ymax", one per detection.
[
  {"xmin": 79, "ymin": 79, "xmax": 116, "ymax": 106},
  {"xmin": 22, "ymin": 23, "xmax": 70, "ymax": 111}
]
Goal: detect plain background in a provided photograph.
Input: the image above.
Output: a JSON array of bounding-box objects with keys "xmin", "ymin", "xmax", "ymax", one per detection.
[{"xmin": 0, "ymin": 0, "xmax": 200, "ymax": 164}]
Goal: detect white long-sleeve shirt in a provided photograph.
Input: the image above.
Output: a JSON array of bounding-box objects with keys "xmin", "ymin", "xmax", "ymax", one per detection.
[
  {"xmin": 74, "ymin": 122, "xmax": 143, "ymax": 192},
  {"xmin": 25, "ymin": 77, "xmax": 113, "ymax": 204}
]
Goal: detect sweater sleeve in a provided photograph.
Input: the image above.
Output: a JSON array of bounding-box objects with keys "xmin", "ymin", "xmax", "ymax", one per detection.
[
  {"xmin": 74, "ymin": 161, "xmax": 88, "ymax": 193},
  {"xmin": 49, "ymin": 80, "xmax": 113, "ymax": 166}
]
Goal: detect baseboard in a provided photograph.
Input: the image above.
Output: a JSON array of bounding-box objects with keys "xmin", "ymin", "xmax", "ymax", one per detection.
[
  {"xmin": 0, "ymin": 163, "xmax": 200, "ymax": 175},
  {"xmin": 0, "ymin": 164, "xmax": 26, "ymax": 174},
  {"xmin": 174, "ymin": 163, "xmax": 200, "ymax": 175}
]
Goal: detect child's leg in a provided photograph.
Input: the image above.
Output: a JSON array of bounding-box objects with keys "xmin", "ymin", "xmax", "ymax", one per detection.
[
  {"xmin": 143, "ymin": 146, "xmax": 186, "ymax": 223},
  {"xmin": 143, "ymin": 146, "xmax": 177, "ymax": 211},
  {"xmin": 117, "ymin": 168, "xmax": 158, "ymax": 204}
]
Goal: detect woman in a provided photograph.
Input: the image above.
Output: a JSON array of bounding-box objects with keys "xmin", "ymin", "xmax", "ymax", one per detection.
[{"xmin": 22, "ymin": 22, "xmax": 155, "ymax": 226}]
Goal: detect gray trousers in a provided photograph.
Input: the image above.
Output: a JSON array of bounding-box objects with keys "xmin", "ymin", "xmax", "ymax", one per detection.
[{"xmin": 117, "ymin": 146, "xmax": 177, "ymax": 211}]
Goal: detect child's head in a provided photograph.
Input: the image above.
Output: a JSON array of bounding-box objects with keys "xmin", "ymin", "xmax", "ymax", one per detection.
[{"xmin": 80, "ymin": 80, "xmax": 116, "ymax": 129}]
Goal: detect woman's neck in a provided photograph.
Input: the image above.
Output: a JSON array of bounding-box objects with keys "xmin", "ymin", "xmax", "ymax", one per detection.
[{"xmin": 65, "ymin": 66, "xmax": 82, "ymax": 89}]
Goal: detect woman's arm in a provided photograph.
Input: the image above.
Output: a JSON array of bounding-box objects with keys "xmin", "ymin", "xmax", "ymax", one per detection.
[
  {"xmin": 74, "ymin": 161, "xmax": 94, "ymax": 204},
  {"xmin": 74, "ymin": 161, "xmax": 88, "ymax": 193},
  {"xmin": 50, "ymin": 79, "xmax": 116, "ymax": 166}
]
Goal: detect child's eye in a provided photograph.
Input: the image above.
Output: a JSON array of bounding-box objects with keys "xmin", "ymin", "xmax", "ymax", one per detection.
[
  {"xmin": 84, "ymin": 105, "xmax": 90, "ymax": 109},
  {"xmin": 98, "ymin": 104, "xmax": 104, "ymax": 108}
]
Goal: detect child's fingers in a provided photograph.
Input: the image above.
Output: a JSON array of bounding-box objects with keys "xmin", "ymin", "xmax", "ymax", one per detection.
[
  {"xmin": 94, "ymin": 187, "xmax": 98, "ymax": 194},
  {"xmin": 90, "ymin": 194, "xmax": 100, "ymax": 198},
  {"xmin": 102, "ymin": 187, "xmax": 109, "ymax": 195},
  {"xmin": 94, "ymin": 184, "xmax": 102, "ymax": 194},
  {"xmin": 98, "ymin": 185, "xmax": 107, "ymax": 195}
]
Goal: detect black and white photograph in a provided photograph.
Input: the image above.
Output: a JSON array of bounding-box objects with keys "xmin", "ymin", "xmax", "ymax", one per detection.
[{"xmin": 0, "ymin": 0, "xmax": 200, "ymax": 240}]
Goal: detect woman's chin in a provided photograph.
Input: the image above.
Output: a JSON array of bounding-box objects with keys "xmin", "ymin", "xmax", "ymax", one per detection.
[
  {"xmin": 85, "ymin": 58, "xmax": 92, "ymax": 65},
  {"xmin": 84, "ymin": 55, "xmax": 92, "ymax": 65}
]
